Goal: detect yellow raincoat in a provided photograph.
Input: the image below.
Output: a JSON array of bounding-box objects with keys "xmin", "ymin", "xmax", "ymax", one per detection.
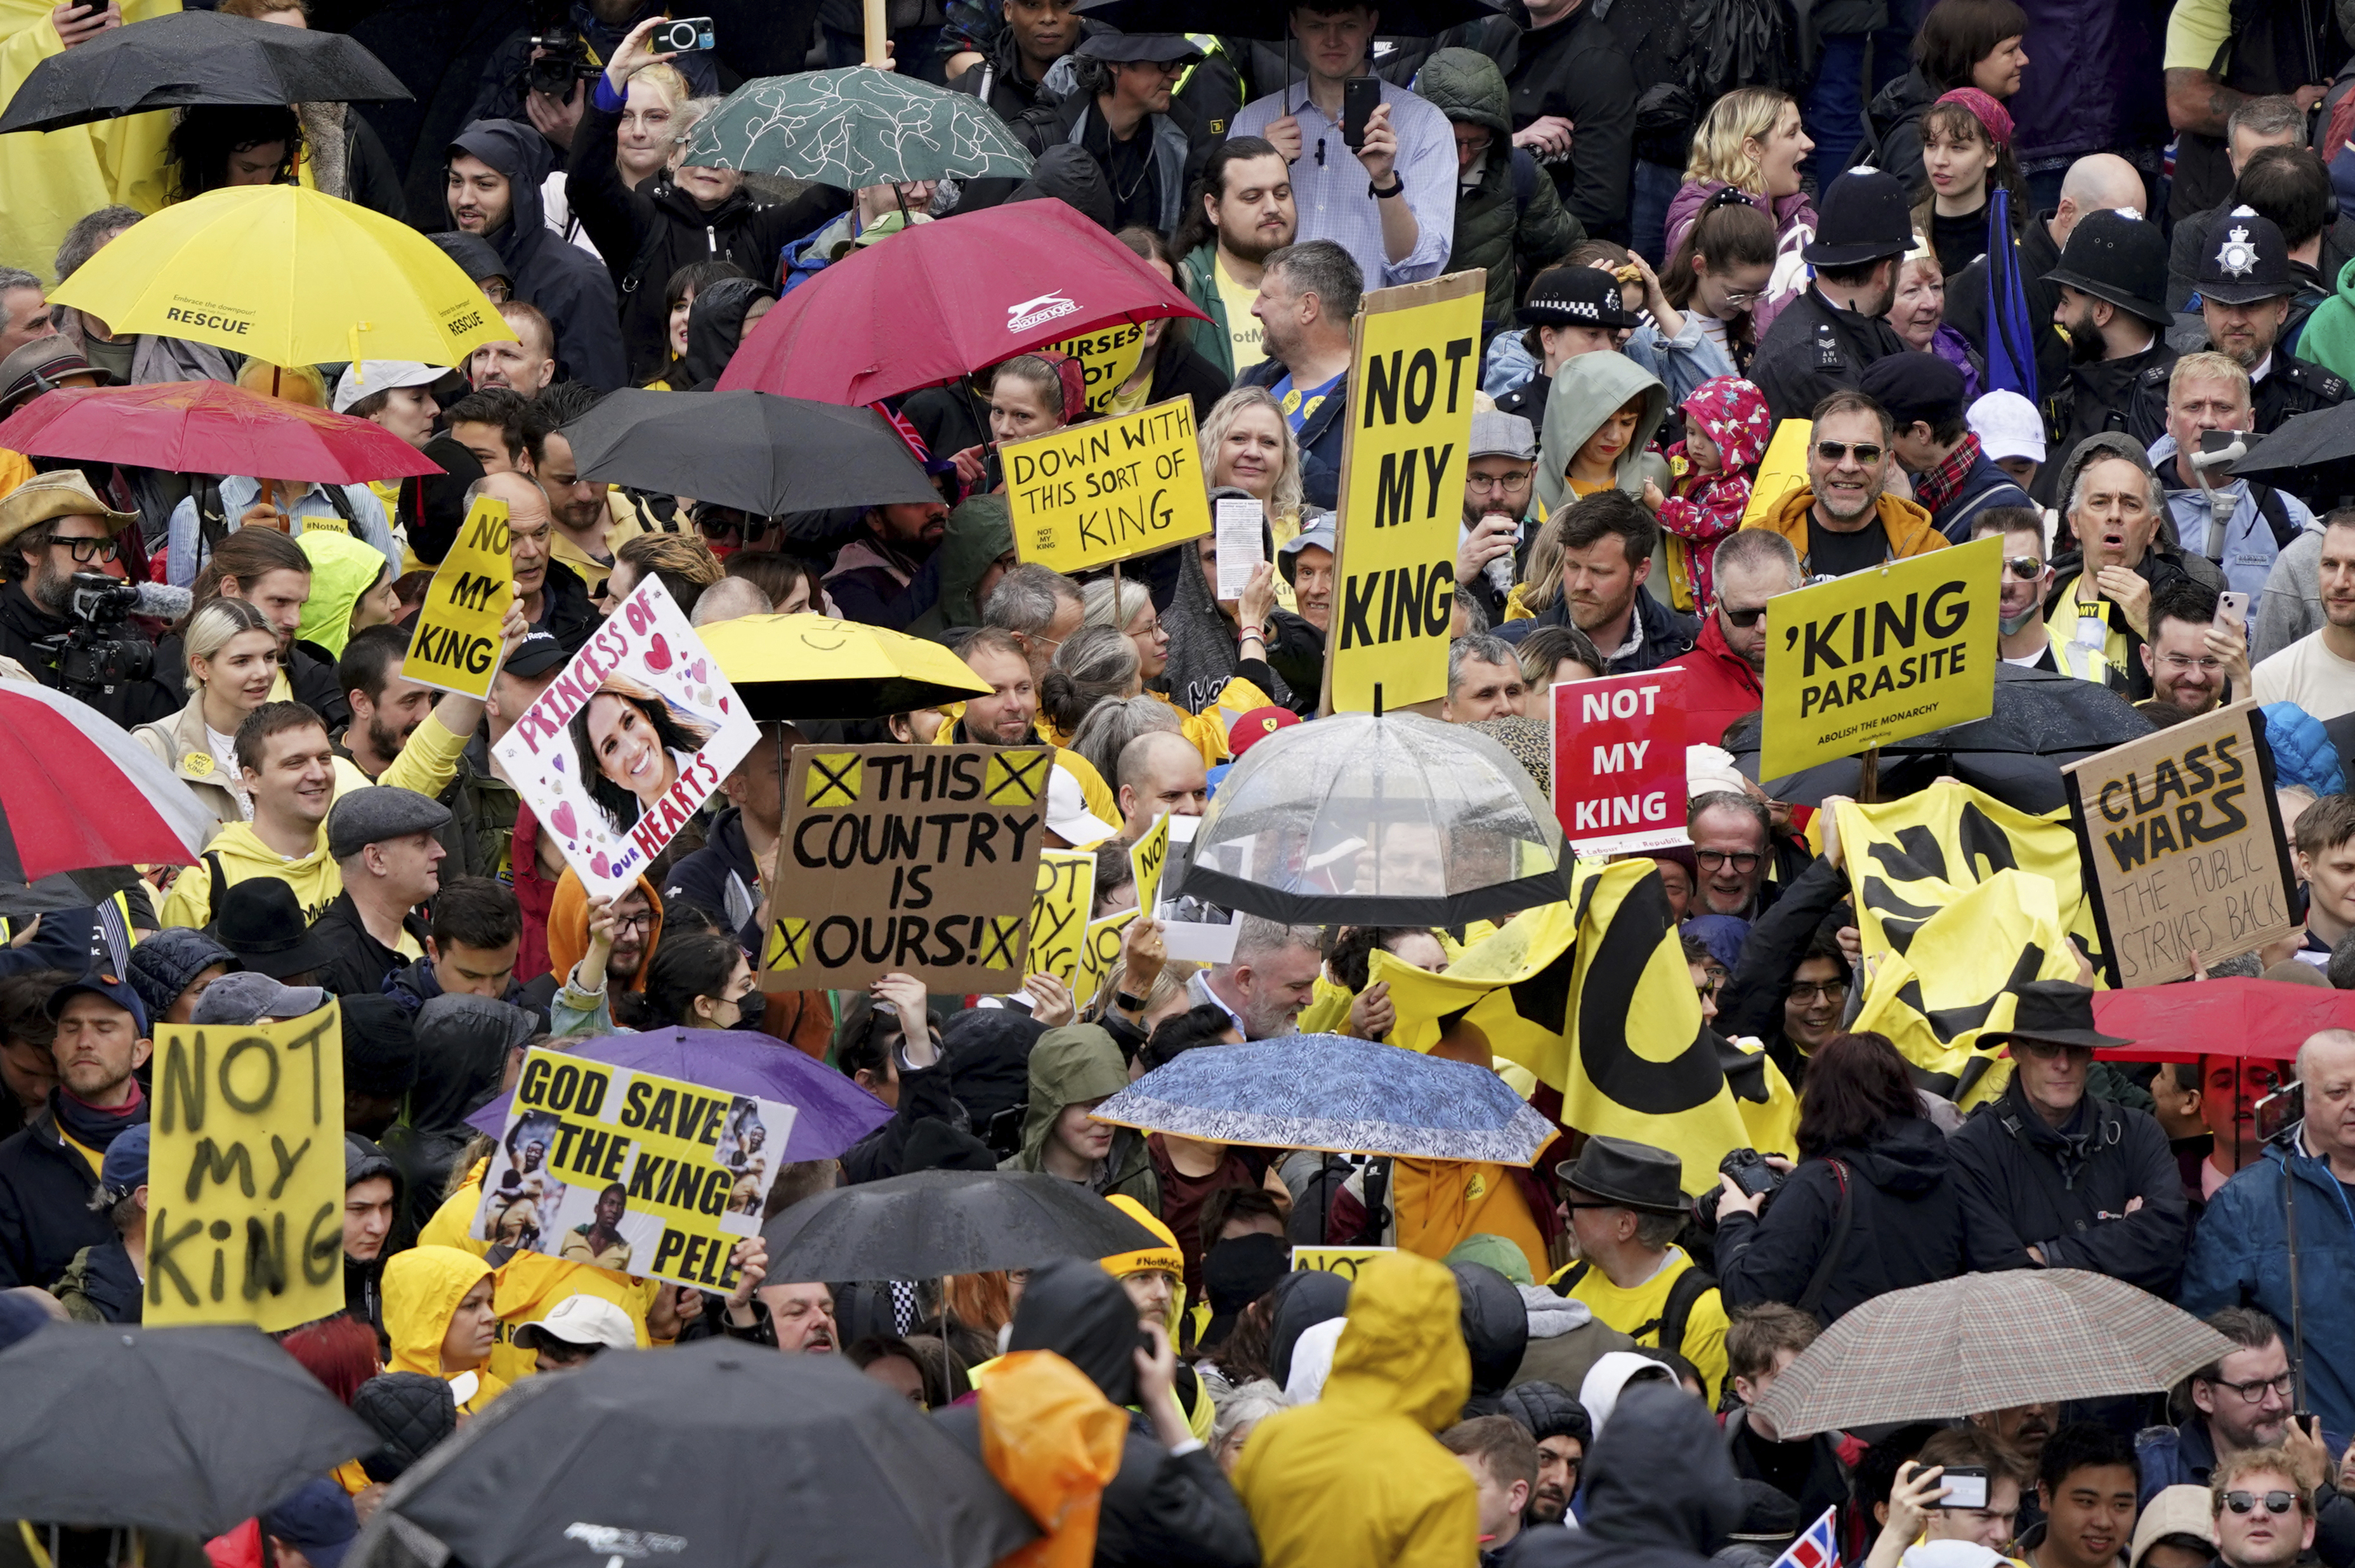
[
  {"xmin": 382, "ymin": 1245, "xmax": 508, "ymax": 1413},
  {"xmin": 0, "ymin": 0, "xmax": 176, "ymax": 282},
  {"xmin": 1234, "ymin": 1251, "xmax": 1479, "ymax": 1568}
]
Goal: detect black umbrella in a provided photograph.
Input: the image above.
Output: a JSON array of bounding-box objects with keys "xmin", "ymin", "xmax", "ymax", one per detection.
[
  {"xmin": 559, "ymin": 389, "xmax": 941, "ymax": 520},
  {"xmin": 1075, "ymin": 0, "xmax": 1500, "ymax": 38},
  {"xmin": 0, "ymin": 1323, "xmax": 376, "ymax": 1539},
  {"xmin": 2234, "ymin": 402, "xmax": 2355, "ymax": 506},
  {"xmin": 1726, "ymin": 663, "xmax": 2156, "ymax": 813},
  {"xmin": 351, "ymin": 1341, "xmax": 1035, "ymax": 1568},
  {"xmin": 0, "ymin": 10, "xmax": 410, "ymax": 133},
  {"xmin": 761, "ymin": 1169, "xmax": 1164, "ymax": 1281}
]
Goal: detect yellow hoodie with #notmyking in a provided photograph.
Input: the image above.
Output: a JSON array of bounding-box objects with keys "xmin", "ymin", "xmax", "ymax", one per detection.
[
  {"xmin": 1099, "ymin": 1196, "xmax": 1214, "ymax": 1444},
  {"xmin": 157, "ymin": 711, "xmax": 471, "ymax": 929},
  {"xmin": 382, "ymin": 1245, "xmax": 508, "ymax": 1414},
  {"xmin": 421, "ymin": 1158, "xmax": 662, "ymax": 1390},
  {"xmin": 1235, "ymin": 1251, "xmax": 1479, "ymax": 1568}
]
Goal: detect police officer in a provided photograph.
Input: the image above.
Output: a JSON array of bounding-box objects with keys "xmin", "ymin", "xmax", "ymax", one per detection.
[
  {"xmin": 2188, "ymin": 206, "xmax": 2347, "ymax": 434},
  {"xmin": 1750, "ymin": 167, "xmax": 1912, "ymax": 425},
  {"xmin": 1496, "ymin": 265, "xmax": 1642, "ymax": 432},
  {"xmin": 2044, "ymin": 209, "xmax": 2176, "ymax": 493}
]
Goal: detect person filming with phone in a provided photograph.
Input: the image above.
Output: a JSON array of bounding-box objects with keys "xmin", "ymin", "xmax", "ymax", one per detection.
[
  {"xmin": 2137, "ymin": 581, "xmax": 2252, "ymax": 722},
  {"xmin": 2153, "ymin": 353, "xmax": 2316, "ymax": 618},
  {"xmin": 1863, "ymin": 1427, "xmax": 2032, "ymax": 1564}
]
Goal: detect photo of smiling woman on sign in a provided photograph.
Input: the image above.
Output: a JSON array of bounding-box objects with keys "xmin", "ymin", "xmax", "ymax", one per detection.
[{"xmin": 569, "ymin": 674, "xmax": 719, "ymax": 833}]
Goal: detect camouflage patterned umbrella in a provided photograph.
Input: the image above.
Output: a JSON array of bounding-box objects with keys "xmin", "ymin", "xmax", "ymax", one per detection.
[{"xmin": 678, "ymin": 67, "xmax": 1034, "ymax": 190}]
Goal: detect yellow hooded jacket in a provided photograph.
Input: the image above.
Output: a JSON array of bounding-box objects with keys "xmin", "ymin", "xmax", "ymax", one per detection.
[
  {"xmin": 382, "ymin": 1245, "xmax": 508, "ymax": 1413},
  {"xmin": 1234, "ymin": 1251, "xmax": 1479, "ymax": 1568},
  {"xmin": 0, "ymin": 0, "xmax": 176, "ymax": 284}
]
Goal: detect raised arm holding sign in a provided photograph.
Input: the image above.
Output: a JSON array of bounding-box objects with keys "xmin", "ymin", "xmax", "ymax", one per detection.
[{"xmin": 403, "ymin": 494, "xmax": 518, "ymax": 700}]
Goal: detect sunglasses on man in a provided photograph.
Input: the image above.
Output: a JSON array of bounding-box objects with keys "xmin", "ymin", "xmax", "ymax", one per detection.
[
  {"xmin": 2223, "ymin": 1491, "xmax": 2300, "ymax": 1516},
  {"xmin": 1814, "ymin": 440, "xmax": 1884, "ymax": 466}
]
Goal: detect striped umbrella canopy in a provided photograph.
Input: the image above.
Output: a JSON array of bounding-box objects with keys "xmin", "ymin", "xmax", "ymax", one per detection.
[{"xmin": 0, "ymin": 681, "xmax": 213, "ymax": 880}]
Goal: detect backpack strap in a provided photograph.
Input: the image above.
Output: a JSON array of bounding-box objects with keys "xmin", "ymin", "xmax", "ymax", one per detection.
[
  {"xmin": 1794, "ymin": 1157, "xmax": 1854, "ymax": 1321},
  {"xmin": 320, "ymin": 483, "xmax": 359, "ymax": 526},
  {"xmin": 1654, "ymin": 1264, "xmax": 1716, "ymax": 1356},
  {"xmin": 2250, "ymin": 481, "xmax": 2298, "ymax": 553}
]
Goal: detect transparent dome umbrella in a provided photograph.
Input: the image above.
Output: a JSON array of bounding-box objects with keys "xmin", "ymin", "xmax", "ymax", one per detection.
[{"xmin": 1174, "ymin": 710, "xmax": 1566, "ymax": 927}]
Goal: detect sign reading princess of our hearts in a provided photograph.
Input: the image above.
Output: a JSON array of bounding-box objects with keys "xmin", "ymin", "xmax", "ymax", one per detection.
[{"xmin": 491, "ymin": 577, "xmax": 757, "ymax": 899}]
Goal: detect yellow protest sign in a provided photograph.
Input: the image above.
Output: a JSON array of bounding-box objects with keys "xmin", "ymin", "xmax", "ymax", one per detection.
[
  {"xmin": 1759, "ymin": 535, "xmax": 2000, "ymax": 781},
  {"xmin": 475, "ymin": 1047, "xmax": 796, "ymax": 1290},
  {"xmin": 1073, "ymin": 908, "xmax": 1139, "ymax": 1012},
  {"xmin": 1741, "ymin": 418, "xmax": 1813, "ymax": 528},
  {"xmin": 147, "ymin": 1002, "xmax": 344, "ymax": 1332},
  {"xmin": 1130, "ymin": 813, "xmax": 1172, "ymax": 915},
  {"xmin": 1005, "ymin": 398, "xmax": 1212, "ymax": 574},
  {"xmin": 1294, "ymin": 1246, "xmax": 1394, "ymax": 1279},
  {"xmin": 404, "ymin": 494, "xmax": 515, "ymax": 698},
  {"xmin": 1027, "ymin": 849, "xmax": 1096, "ymax": 985},
  {"xmin": 1049, "ymin": 322, "xmax": 1148, "ymax": 416},
  {"xmin": 1323, "ymin": 270, "xmax": 1486, "ymax": 714}
]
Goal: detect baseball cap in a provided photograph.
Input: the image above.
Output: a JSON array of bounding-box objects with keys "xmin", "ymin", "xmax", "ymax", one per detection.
[
  {"xmin": 263, "ymin": 1479, "xmax": 358, "ymax": 1568},
  {"xmin": 333, "ymin": 361, "xmax": 443, "ymax": 415},
  {"xmin": 1226, "ymin": 705, "xmax": 1299, "ymax": 757},
  {"xmin": 514, "ymin": 1293, "xmax": 637, "ymax": 1353},
  {"xmin": 95, "ymin": 1123, "xmax": 151, "ymax": 1206},
  {"xmin": 1043, "ymin": 764, "xmax": 1118, "ymax": 847},
  {"xmin": 1858, "ymin": 351, "xmax": 1967, "ymax": 429},
  {"xmin": 1968, "ymin": 389, "xmax": 2045, "ymax": 464},
  {"xmin": 504, "ymin": 630, "xmax": 570, "ymax": 679},
  {"xmin": 190, "ymin": 970, "xmax": 328, "ymax": 1027},
  {"xmin": 45, "ymin": 972, "xmax": 148, "ymax": 1036}
]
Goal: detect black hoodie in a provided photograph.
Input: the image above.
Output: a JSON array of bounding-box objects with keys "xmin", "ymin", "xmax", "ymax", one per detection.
[
  {"xmin": 681, "ymin": 277, "xmax": 775, "ymax": 391},
  {"xmin": 1716, "ymin": 1115, "xmax": 1969, "ymax": 1323},
  {"xmin": 1451, "ymin": 1261, "xmax": 1531, "ymax": 1418},
  {"xmin": 343, "ymin": 1132, "xmax": 407, "ymax": 1332},
  {"xmin": 934, "ymin": 1258, "xmax": 1261, "ymax": 1568},
  {"xmin": 445, "ymin": 118, "xmax": 626, "ymax": 392},
  {"xmin": 377, "ymin": 993, "xmax": 534, "ymax": 1235},
  {"xmin": 1511, "ymin": 1383, "xmax": 1744, "ymax": 1568}
]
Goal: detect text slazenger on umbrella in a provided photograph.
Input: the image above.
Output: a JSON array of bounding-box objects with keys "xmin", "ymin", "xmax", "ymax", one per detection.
[{"xmin": 765, "ymin": 743, "xmax": 1049, "ymax": 993}]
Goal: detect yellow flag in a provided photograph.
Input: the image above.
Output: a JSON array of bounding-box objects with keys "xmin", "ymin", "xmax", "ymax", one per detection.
[{"xmin": 1740, "ymin": 418, "xmax": 1811, "ymax": 528}]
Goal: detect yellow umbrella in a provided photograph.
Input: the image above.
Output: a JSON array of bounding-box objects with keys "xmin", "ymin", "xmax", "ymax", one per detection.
[
  {"xmin": 48, "ymin": 185, "xmax": 516, "ymax": 368},
  {"xmin": 699, "ymin": 613, "xmax": 989, "ymax": 721}
]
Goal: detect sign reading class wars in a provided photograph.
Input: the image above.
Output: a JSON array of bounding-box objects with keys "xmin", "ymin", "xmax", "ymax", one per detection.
[
  {"xmin": 1759, "ymin": 536, "xmax": 2000, "ymax": 780},
  {"xmin": 1323, "ymin": 270, "xmax": 1485, "ymax": 714},
  {"xmin": 2062, "ymin": 700, "xmax": 2297, "ymax": 986},
  {"xmin": 766, "ymin": 743, "xmax": 1050, "ymax": 993},
  {"xmin": 147, "ymin": 1002, "xmax": 344, "ymax": 1332},
  {"xmin": 1005, "ymin": 398, "xmax": 1213, "ymax": 575},
  {"xmin": 474, "ymin": 1047, "xmax": 797, "ymax": 1291}
]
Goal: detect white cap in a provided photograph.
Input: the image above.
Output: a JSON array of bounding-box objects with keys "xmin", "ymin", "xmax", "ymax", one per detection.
[
  {"xmin": 1901, "ymin": 1543, "xmax": 2005, "ymax": 1568},
  {"xmin": 1043, "ymin": 762, "xmax": 1118, "ymax": 847},
  {"xmin": 1967, "ymin": 389, "xmax": 2045, "ymax": 465},
  {"xmin": 334, "ymin": 360, "xmax": 444, "ymax": 415},
  {"xmin": 514, "ymin": 1293, "xmax": 636, "ymax": 1352},
  {"xmin": 1687, "ymin": 743, "xmax": 1749, "ymax": 801}
]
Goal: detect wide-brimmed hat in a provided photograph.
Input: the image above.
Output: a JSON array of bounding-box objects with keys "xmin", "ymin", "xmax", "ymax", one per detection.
[
  {"xmin": 0, "ymin": 335, "xmax": 110, "ymax": 415},
  {"xmin": 1981, "ymin": 979, "xmax": 2132, "ymax": 1052},
  {"xmin": 0, "ymin": 468, "xmax": 136, "ymax": 550},
  {"xmin": 209, "ymin": 877, "xmax": 333, "ymax": 981},
  {"xmin": 1552, "ymin": 1134, "xmax": 1690, "ymax": 1215}
]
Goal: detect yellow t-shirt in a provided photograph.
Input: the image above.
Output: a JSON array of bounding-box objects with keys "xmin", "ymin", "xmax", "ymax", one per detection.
[
  {"xmin": 1104, "ymin": 373, "xmax": 1154, "ymax": 417},
  {"xmin": 1215, "ymin": 256, "xmax": 1267, "ymax": 372},
  {"xmin": 1554, "ymin": 1246, "xmax": 1731, "ymax": 1404}
]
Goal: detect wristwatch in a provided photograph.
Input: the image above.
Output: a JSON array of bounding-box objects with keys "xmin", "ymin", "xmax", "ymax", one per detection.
[
  {"xmin": 1368, "ymin": 176, "xmax": 1405, "ymax": 200},
  {"xmin": 1113, "ymin": 988, "xmax": 1149, "ymax": 1012}
]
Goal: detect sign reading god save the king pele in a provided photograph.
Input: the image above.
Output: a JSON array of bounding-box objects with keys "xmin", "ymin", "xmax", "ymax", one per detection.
[{"xmin": 1759, "ymin": 536, "xmax": 1999, "ymax": 780}]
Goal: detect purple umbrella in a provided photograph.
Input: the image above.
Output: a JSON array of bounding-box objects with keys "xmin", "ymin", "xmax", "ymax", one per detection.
[{"xmin": 466, "ymin": 1029, "xmax": 890, "ymax": 1161}]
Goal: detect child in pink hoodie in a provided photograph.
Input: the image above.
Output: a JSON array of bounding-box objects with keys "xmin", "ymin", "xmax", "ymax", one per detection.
[{"xmin": 1657, "ymin": 376, "xmax": 1769, "ymax": 611}]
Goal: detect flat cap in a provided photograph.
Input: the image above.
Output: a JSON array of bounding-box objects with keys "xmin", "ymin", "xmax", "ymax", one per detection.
[{"xmin": 327, "ymin": 786, "xmax": 453, "ymax": 862}]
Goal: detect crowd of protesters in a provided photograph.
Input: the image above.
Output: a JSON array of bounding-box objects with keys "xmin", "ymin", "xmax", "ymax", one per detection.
[{"xmin": 11, "ymin": 0, "xmax": 2355, "ymax": 1564}]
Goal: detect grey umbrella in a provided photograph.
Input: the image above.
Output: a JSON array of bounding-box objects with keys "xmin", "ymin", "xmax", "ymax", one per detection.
[{"xmin": 0, "ymin": 10, "xmax": 410, "ymax": 133}]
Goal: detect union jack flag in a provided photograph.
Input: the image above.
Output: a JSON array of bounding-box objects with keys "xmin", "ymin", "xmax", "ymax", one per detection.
[{"xmin": 1771, "ymin": 1506, "xmax": 1841, "ymax": 1568}]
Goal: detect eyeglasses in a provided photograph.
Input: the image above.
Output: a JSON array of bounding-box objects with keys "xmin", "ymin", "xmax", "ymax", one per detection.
[
  {"xmin": 2224, "ymin": 1491, "xmax": 2300, "ymax": 1516},
  {"xmin": 482, "ymin": 280, "xmax": 511, "ymax": 304},
  {"xmin": 2156, "ymin": 653, "xmax": 2224, "ymax": 673},
  {"xmin": 1720, "ymin": 603, "xmax": 1769, "ymax": 629},
  {"xmin": 51, "ymin": 535, "xmax": 122, "ymax": 564},
  {"xmin": 1719, "ymin": 288, "xmax": 1766, "ymax": 308},
  {"xmin": 2003, "ymin": 557, "xmax": 2046, "ymax": 582},
  {"xmin": 1814, "ymin": 440, "xmax": 1884, "ymax": 466},
  {"xmin": 1787, "ymin": 979, "xmax": 1849, "ymax": 1003},
  {"xmin": 2206, "ymin": 1372, "xmax": 2295, "ymax": 1403},
  {"xmin": 1467, "ymin": 471, "xmax": 1533, "ymax": 492},
  {"xmin": 1693, "ymin": 849, "xmax": 1760, "ymax": 872},
  {"xmin": 612, "ymin": 911, "xmax": 654, "ymax": 935}
]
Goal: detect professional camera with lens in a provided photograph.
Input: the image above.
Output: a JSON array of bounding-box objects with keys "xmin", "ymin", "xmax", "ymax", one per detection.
[
  {"xmin": 1696, "ymin": 1146, "xmax": 1784, "ymax": 1227},
  {"xmin": 54, "ymin": 570, "xmax": 154, "ymax": 696},
  {"xmin": 523, "ymin": 28, "xmax": 600, "ymax": 99}
]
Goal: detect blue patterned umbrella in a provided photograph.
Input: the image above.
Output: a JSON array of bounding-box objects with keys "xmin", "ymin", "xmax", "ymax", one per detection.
[{"xmin": 1092, "ymin": 1034, "xmax": 1556, "ymax": 1165}]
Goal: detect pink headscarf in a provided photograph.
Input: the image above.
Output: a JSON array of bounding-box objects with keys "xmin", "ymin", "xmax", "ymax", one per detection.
[{"xmin": 1936, "ymin": 86, "xmax": 2014, "ymax": 149}]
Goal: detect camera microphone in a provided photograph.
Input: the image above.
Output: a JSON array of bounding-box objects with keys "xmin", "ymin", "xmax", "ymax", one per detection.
[{"xmin": 129, "ymin": 581, "xmax": 190, "ymax": 621}]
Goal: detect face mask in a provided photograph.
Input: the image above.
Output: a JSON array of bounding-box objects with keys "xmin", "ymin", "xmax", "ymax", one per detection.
[{"xmin": 727, "ymin": 990, "xmax": 768, "ymax": 1031}]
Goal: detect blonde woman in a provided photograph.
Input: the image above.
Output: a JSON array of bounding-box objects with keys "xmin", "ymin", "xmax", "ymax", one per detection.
[
  {"xmin": 1666, "ymin": 89, "xmax": 1816, "ymax": 332},
  {"xmin": 617, "ymin": 63, "xmax": 693, "ymax": 188},
  {"xmin": 1198, "ymin": 387, "xmax": 1305, "ymax": 546},
  {"xmin": 131, "ymin": 599, "xmax": 280, "ymax": 826}
]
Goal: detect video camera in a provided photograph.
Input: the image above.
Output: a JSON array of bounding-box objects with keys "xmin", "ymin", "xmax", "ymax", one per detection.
[
  {"xmin": 523, "ymin": 27, "xmax": 601, "ymax": 100},
  {"xmin": 51, "ymin": 571, "xmax": 154, "ymax": 698}
]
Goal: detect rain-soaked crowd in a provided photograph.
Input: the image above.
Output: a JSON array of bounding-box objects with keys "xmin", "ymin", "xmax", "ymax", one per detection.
[{"xmin": 12, "ymin": 0, "xmax": 2355, "ymax": 1563}]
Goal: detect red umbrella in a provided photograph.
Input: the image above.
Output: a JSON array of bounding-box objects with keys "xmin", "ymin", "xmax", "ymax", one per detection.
[
  {"xmin": 0, "ymin": 683, "xmax": 214, "ymax": 880},
  {"xmin": 2091, "ymin": 977, "xmax": 2355, "ymax": 1062},
  {"xmin": 718, "ymin": 200, "xmax": 1210, "ymax": 406},
  {"xmin": 0, "ymin": 379, "xmax": 444, "ymax": 484}
]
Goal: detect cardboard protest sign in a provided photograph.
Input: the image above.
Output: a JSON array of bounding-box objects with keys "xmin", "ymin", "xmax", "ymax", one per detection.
[
  {"xmin": 1048, "ymin": 322, "xmax": 1148, "ymax": 417},
  {"xmin": 1073, "ymin": 908, "xmax": 1138, "ymax": 1013},
  {"xmin": 1551, "ymin": 669, "xmax": 1689, "ymax": 854},
  {"xmin": 403, "ymin": 493, "xmax": 515, "ymax": 698},
  {"xmin": 765, "ymin": 743, "xmax": 1050, "ymax": 992},
  {"xmin": 1759, "ymin": 535, "xmax": 2000, "ymax": 781},
  {"xmin": 491, "ymin": 577, "xmax": 756, "ymax": 899},
  {"xmin": 1129, "ymin": 812, "xmax": 1172, "ymax": 916},
  {"xmin": 1004, "ymin": 398, "xmax": 1212, "ymax": 575},
  {"xmin": 473, "ymin": 1047, "xmax": 797, "ymax": 1291},
  {"xmin": 1027, "ymin": 849, "xmax": 1095, "ymax": 985},
  {"xmin": 2062, "ymin": 699, "xmax": 2297, "ymax": 987},
  {"xmin": 147, "ymin": 1001, "xmax": 344, "ymax": 1331},
  {"xmin": 1323, "ymin": 270, "xmax": 1485, "ymax": 714}
]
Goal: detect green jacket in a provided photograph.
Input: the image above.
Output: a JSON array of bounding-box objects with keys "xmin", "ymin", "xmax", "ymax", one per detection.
[
  {"xmin": 2297, "ymin": 253, "xmax": 2355, "ymax": 387},
  {"xmin": 1415, "ymin": 48, "xmax": 1585, "ymax": 333},
  {"xmin": 1180, "ymin": 238, "xmax": 1237, "ymax": 382},
  {"xmin": 907, "ymin": 493, "xmax": 1013, "ymax": 639},
  {"xmin": 1000, "ymin": 1024, "xmax": 1160, "ymax": 1212}
]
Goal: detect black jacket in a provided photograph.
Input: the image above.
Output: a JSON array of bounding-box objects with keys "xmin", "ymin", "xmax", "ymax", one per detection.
[
  {"xmin": 1715, "ymin": 855, "xmax": 1846, "ymax": 1084},
  {"xmin": 1724, "ymin": 1409, "xmax": 1850, "ymax": 1532},
  {"xmin": 1946, "ymin": 209, "xmax": 2068, "ymax": 408},
  {"xmin": 1238, "ymin": 358, "xmax": 1347, "ymax": 509},
  {"xmin": 1459, "ymin": 9, "xmax": 1639, "ymax": 244},
  {"xmin": 1509, "ymin": 1383, "xmax": 1743, "ymax": 1568},
  {"xmin": 343, "ymin": 1132, "xmax": 406, "ymax": 1332},
  {"xmin": 837, "ymin": 1047, "xmax": 962, "ymax": 1186},
  {"xmin": 1148, "ymin": 332, "xmax": 1235, "ymax": 426},
  {"xmin": 938, "ymin": 1258, "xmax": 1262, "ymax": 1568},
  {"xmin": 947, "ymin": 25, "xmax": 1058, "ymax": 125},
  {"xmin": 1750, "ymin": 285, "xmax": 1909, "ymax": 425},
  {"xmin": 1264, "ymin": 608, "xmax": 1324, "ymax": 717},
  {"xmin": 1948, "ymin": 1078, "xmax": 2191, "ymax": 1296},
  {"xmin": 661, "ymin": 802, "xmax": 763, "ymax": 950},
  {"xmin": 1717, "ymin": 1116, "xmax": 1969, "ymax": 1323},
  {"xmin": 0, "ymin": 1098, "xmax": 137, "ymax": 1290},
  {"xmin": 2042, "ymin": 341, "xmax": 2175, "ymax": 504},
  {"xmin": 0, "ymin": 582, "xmax": 179, "ymax": 730},
  {"xmin": 56, "ymin": 1233, "xmax": 142, "ymax": 1323},
  {"xmin": 447, "ymin": 118, "xmax": 626, "ymax": 392},
  {"xmin": 532, "ymin": 557, "xmax": 599, "ymax": 649},
  {"xmin": 1453, "ymin": 1260, "xmax": 1532, "ymax": 1418},
  {"xmin": 310, "ymin": 890, "xmax": 423, "ymax": 1000},
  {"xmin": 1499, "ymin": 586, "xmax": 1696, "ymax": 674},
  {"xmin": 1861, "ymin": 69, "xmax": 1936, "ymax": 196},
  {"xmin": 567, "ymin": 93, "xmax": 845, "ymax": 385}
]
